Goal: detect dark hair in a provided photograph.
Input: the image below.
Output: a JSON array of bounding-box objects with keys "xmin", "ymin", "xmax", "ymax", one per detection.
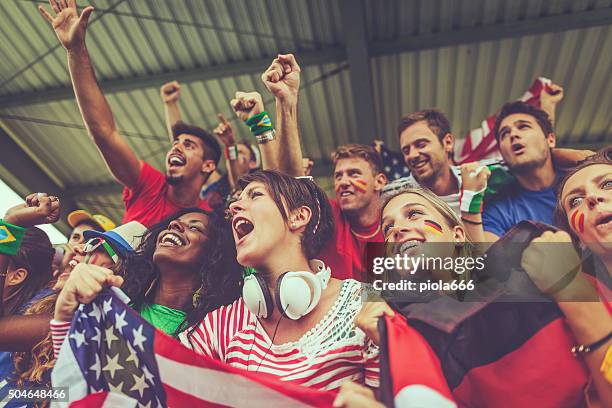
[
  {"xmin": 74, "ymin": 220, "xmax": 104, "ymax": 233},
  {"xmin": 5, "ymin": 227, "xmax": 54, "ymax": 315},
  {"xmin": 237, "ymin": 170, "xmax": 335, "ymax": 259},
  {"xmin": 554, "ymin": 146, "xmax": 612, "ymax": 245},
  {"xmin": 397, "ymin": 109, "xmax": 452, "ymax": 142},
  {"xmin": 120, "ymin": 207, "xmax": 243, "ymax": 336},
  {"xmin": 238, "ymin": 139, "xmax": 257, "ymax": 164},
  {"xmin": 494, "ymin": 101, "xmax": 553, "ymax": 141},
  {"xmin": 331, "ymin": 144, "xmax": 384, "ymax": 175},
  {"xmin": 172, "ymin": 121, "xmax": 222, "ymax": 165}
]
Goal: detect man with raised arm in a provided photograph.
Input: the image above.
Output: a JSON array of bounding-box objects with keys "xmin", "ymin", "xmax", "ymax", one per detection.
[
  {"xmin": 160, "ymin": 81, "xmax": 261, "ymax": 205},
  {"xmin": 261, "ymin": 55, "xmax": 387, "ymax": 280},
  {"xmin": 39, "ymin": 1, "xmax": 220, "ymax": 226}
]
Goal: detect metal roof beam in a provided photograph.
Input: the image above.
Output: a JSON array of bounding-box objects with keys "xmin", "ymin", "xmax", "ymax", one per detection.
[
  {"xmin": 370, "ymin": 8, "xmax": 612, "ymax": 56},
  {"xmin": 0, "ymin": 47, "xmax": 346, "ymax": 109},
  {"xmin": 1, "ymin": 7, "xmax": 610, "ymax": 110},
  {"xmin": 0, "ymin": 124, "xmax": 75, "ymax": 234},
  {"xmin": 339, "ymin": 0, "xmax": 378, "ymax": 145}
]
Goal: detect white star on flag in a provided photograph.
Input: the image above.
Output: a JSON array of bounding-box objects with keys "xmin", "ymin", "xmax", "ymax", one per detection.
[
  {"xmin": 103, "ymin": 352, "xmax": 123, "ymax": 379},
  {"xmin": 70, "ymin": 329, "xmax": 87, "ymax": 348},
  {"xmin": 103, "ymin": 298, "xmax": 113, "ymax": 314},
  {"xmin": 88, "ymin": 304, "xmax": 102, "ymax": 322},
  {"xmin": 105, "ymin": 326, "xmax": 118, "ymax": 348},
  {"xmin": 132, "ymin": 324, "xmax": 147, "ymax": 352},
  {"xmin": 115, "ymin": 310, "xmax": 128, "ymax": 333},
  {"xmin": 90, "ymin": 326, "xmax": 101, "ymax": 345},
  {"xmin": 89, "ymin": 353, "xmax": 101, "ymax": 381},
  {"xmin": 130, "ymin": 372, "xmax": 149, "ymax": 398}
]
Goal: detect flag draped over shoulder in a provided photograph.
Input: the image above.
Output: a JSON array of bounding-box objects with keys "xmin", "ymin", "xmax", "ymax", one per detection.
[
  {"xmin": 51, "ymin": 289, "xmax": 336, "ymax": 408},
  {"xmin": 455, "ymin": 77, "xmax": 552, "ymax": 164}
]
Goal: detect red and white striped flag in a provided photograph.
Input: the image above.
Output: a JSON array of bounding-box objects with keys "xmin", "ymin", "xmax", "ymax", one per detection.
[
  {"xmin": 455, "ymin": 77, "xmax": 552, "ymax": 164},
  {"xmin": 51, "ymin": 289, "xmax": 336, "ymax": 407}
]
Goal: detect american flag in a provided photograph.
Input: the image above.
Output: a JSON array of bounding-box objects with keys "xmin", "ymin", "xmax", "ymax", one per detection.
[
  {"xmin": 454, "ymin": 77, "xmax": 552, "ymax": 164},
  {"xmin": 51, "ymin": 289, "xmax": 336, "ymax": 407}
]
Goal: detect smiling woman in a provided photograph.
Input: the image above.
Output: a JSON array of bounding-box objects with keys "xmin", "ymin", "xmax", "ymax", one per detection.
[{"xmin": 50, "ymin": 207, "xmax": 244, "ymax": 352}]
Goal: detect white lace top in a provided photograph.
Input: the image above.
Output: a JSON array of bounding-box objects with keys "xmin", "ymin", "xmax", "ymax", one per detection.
[{"xmin": 179, "ymin": 279, "xmax": 379, "ymax": 391}]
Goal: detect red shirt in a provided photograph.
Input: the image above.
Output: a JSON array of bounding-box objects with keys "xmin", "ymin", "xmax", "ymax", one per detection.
[
  {"xmin": 317, "ymin": 198, "xmax": 384, "ymax": 281},
  {"xmin": 122, "ymin": 161, "xmax": 211, "ymax": 227}
]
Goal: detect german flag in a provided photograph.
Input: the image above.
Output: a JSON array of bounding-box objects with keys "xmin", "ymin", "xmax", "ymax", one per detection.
[{"xmin": 380, "ymin": 221, "xmax": 602, "ymax": 407}]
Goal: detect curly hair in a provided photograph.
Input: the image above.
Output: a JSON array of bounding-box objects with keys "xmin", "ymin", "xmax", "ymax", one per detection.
[
  {"xmin": 236, "ymin": 170, "xmax": 335, "ymax": 259},
  {"xmin": 120, "ymin": 207, "xmax": 243, "ymax": 336},
  {"xmin": 12, "ymin": 291, "xmax": 57, "ymax": 408}
]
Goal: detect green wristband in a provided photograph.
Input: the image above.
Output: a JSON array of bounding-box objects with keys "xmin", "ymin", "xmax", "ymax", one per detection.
[
  {"xmin": 245, "ymin": 112, "xmax": 274, "ymax": 136},
  {"xmin": 0, "ymin": 220, "xmax": 26, "ymax": 256}
]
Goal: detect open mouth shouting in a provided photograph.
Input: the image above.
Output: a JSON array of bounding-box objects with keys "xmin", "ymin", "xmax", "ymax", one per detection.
[
  {"xmin": 158, "ymin": 231, "xmax": 187, "ymax": 248},
  {"xmin": 511, "ymin": 142, "xmax": 526, "ymax": 156},
  {"xmin": 595, "ymin": 212, "xmax": 612, "ymax": 232},
  {"xmin": 338, "ymin": 188, "xmax": 355, "ymax": 199},
  {"xmin": 168, "ymin": 152, "xmax": 186, "ymax": 169},
  {"xmin": 232, "ymin": 216, "xmax": 254, "ymax": 245}
]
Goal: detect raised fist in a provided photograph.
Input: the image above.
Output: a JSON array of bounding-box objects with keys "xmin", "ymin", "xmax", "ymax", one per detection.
[
  {"xmin": 460, "ymin": 162, "xmax": 491, "ymax": 193},
  {"xmin": 38, "ymin": 0, "xmax": 94, "ymax": 51},
  {"xmin": 213, "ymin": 114, "xmax": 236, "ymax": 147},
  {"xmin": 261, "ymin": 54, "xmax": 301, "ymax": 104},
  {"xmin": 160, "ymin": 81, "xmax": 181, "ymax": 104},
  {"xmin": 54, "ymin": 263, "xmax": 123, "ymax": 322},
  {"xmin": 230, "ymin": 91, "xmax": 264, "ymax": 122},
  {"xmin": 541, "ymin": 83, "xmax": 564, "ymax": 107},
  {"xmin": 4, "ymin": 193, "xmax": 60, "ymax": 228}
]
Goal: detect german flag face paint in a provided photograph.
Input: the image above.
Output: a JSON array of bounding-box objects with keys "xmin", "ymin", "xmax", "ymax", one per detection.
[
  {"xmin": 570, "ymin": 210, "xmax": 585, "ymax": 234},
  {"xmin": 351, "ymin": 179, "xmax": 368, "ymax": 194},
  {"xmin": 423, "ymin": 219, "xmax": 444, "ymax": 235}
]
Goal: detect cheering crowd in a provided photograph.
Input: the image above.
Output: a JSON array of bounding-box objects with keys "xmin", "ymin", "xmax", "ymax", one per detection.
[{"xmin": 0, "ymin": 1, "xmax": 610, "ymax": 407}]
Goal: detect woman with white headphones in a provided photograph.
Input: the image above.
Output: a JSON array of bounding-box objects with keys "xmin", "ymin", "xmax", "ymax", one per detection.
[{"xmin": 180, "ymin": 170, "xmax": 379, "ymax": 391}]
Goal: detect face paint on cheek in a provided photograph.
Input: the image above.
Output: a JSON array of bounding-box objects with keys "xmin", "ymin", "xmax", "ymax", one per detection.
[
  {"xmin": 423, "ymin": 219, "xmax": 444, "ymax": 235},
  {"xmin": 570, "ymin": 210, "xmax": 585, "ymax": 234},
  {"xmin": 351, "ymin": 179, "xmax": 368, "ymax": 194}
]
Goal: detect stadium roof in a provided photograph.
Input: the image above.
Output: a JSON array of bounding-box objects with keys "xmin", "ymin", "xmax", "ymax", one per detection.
[{"xmin": 1, "ymin": 0, "xmax": 610, "ymax": 233}]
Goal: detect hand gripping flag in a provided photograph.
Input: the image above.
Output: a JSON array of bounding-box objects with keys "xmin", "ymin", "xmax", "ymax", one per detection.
[{"xmin": 51, "ymin": 289, "xmax": 336, "ymax": 407}]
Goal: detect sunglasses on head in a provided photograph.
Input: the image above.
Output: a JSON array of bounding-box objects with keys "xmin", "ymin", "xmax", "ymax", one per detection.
[{"xmin": 83, "ymin": 237, "xmax": 119, "ymax": 263}]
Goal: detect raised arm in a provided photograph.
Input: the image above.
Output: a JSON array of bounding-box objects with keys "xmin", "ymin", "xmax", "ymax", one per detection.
[
  {"xmin": 261, "ymin": 54, "xmax": 304, "ymax": 176},
  {"xmin": 540, "ymin": 83, "xmax": 563, "ymax": 126},
  {"xmin": 212, "ymin": 114, "xmax": 240, "ymax": 190},
  {"xmin": 0, "ymin": 193, "xmax": 60, "ymax": 351},
  {"xmin": 160, "ymin": 81, "xmax": 183, "ymax": 141},
  {"xmin": 38, "ymin": 1, "xmax": 141, "ymax": 189},
  {"xmin": 230, "ymin": 91, "xmax": 279, "ymax": 170}
]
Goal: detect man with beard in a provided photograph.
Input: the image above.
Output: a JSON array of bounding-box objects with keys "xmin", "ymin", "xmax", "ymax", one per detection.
[
  {"xmin": 482, "ymin": 101, "xmax": 563, "ymax": 240},
  {"xmin": 38, "ymin": 2, "xmax": 220, "ymax": 227}
]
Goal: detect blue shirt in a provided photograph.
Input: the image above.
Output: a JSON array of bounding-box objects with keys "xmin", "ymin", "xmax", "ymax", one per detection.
[{"xmin": 483, "ymin": 177, "xmax": 561, "ymax": 237}]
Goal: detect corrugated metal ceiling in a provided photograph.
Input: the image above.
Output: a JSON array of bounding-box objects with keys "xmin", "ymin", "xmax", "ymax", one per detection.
[{"xmin": 0, "ymin": 0, "xmax": 610, "ymax": 229}]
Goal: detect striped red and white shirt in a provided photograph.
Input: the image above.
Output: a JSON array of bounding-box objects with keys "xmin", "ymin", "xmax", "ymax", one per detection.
[{"xmin": 179, "ymin": 279, "xmax": 379, "ymax": 391}]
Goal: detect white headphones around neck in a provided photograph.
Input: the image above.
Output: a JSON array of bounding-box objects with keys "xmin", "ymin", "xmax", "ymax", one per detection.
[{"xmin": 242, "ymin": 259, "xmax": 331, "ymax": 320}]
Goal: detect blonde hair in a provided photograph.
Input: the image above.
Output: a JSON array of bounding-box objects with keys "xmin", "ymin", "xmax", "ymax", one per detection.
[
  {"xmin": 13, "ymin": 291, "xmax": 57, "ymax": 399},
  {"xmin": 381, "ymin": 186, "xmax": 474, "ymax": 281}
]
